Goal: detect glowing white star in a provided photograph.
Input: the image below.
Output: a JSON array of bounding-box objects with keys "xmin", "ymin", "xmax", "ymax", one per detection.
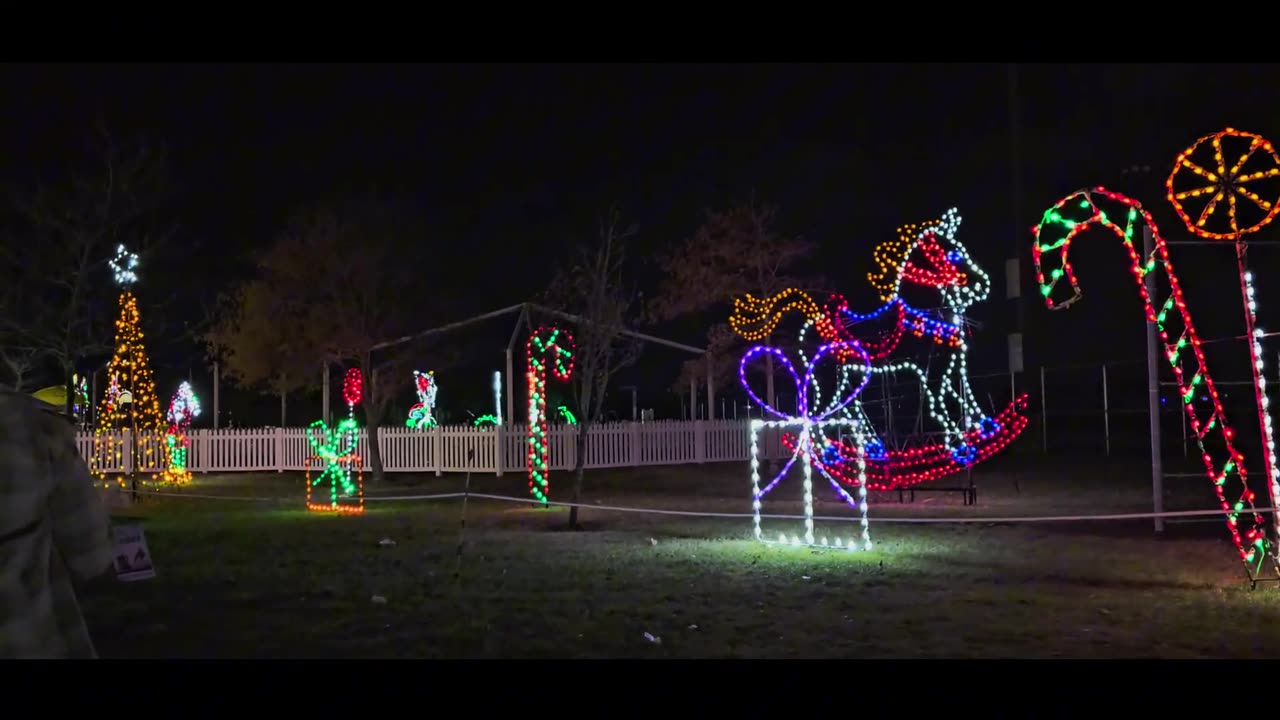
[{"xmin": 110, "ymin": 244, "xmax": 139, "ymax": 286}]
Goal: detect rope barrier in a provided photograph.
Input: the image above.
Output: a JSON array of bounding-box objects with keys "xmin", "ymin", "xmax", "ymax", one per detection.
[{"xmin": 105, "ymin": 486, "xmax": 1276, "ymax": 525}]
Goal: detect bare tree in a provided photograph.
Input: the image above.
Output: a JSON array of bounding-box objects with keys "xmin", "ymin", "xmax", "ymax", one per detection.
[
  {"xmin": 205, "ymin": 194, "xmax": 438, "ymax": 484},
  {"xmin": 668, "ymin": 322, "xmax": 739, "ymax": 400},
  {"xmin": 0, "ymin": 125, "xmax": 173, "ymax": 414},
  {"xmin": 546, "ymin": 209, "xmax": 644, "ymax": 529},
  {"xmin": 649, "ymin": 199, "xmax": 821, "ymax": 411},
  {"xmin": 0, "ymin": 281, "xmax": 41, "ymax": 391},
  {"xmin": 203, "ymin": 280, "xmax": 315, "ymax": 419},
  {"xmin": 0, "ymin": 346, "xmax": 43, "ymax": 393}
]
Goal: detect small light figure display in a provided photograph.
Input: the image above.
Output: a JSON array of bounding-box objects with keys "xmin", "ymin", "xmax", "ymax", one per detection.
[
  {"xmin": 305, "ymin": 367, "xmax": 364, "ymax": 513},
  {"xmin": 406, "ymin": 370, "xmax": 439, "ymax": 429},
  {"xmin": 492, "ymin": 370, "xmax": 502, "ymax": 425},
  {"xmin": 159, "ymin": 381, "xmax": 201, "ymax": 486},
  {"xmin": 474, "ymin": 371, "xmax": 505, "ymax": 430},
  {"xmin": 71, "ymin": 373, "xmax": 89, "ymax": 426}
]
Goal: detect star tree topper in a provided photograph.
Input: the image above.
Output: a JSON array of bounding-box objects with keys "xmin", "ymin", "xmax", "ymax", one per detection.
[{"xmin": 110, "ymin": 244, "xmax": 140, "ymax": 286}]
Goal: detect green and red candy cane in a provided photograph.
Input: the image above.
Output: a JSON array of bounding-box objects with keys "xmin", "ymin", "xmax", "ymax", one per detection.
[{"xmin": 1032, "ymin": 187, "xmax": 1277, "ymax": 575}]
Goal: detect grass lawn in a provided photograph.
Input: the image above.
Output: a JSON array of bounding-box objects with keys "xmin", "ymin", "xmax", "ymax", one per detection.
[{"xmin": 82, "ymin": 455, "xmax": 1280, "ymax": 658}]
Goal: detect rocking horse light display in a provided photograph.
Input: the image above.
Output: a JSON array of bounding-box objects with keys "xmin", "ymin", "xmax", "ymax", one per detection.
[
  {"xmin": 731, "ymin": 208, "xmax": 1028, "ymax": 493},
  {"xmin": 1032, "ymin": 126, "xmax": 1280, "ymax": 578},
  {"xmin": 305, "ymin": 367, "xmax": 364, "ymax": 514}
]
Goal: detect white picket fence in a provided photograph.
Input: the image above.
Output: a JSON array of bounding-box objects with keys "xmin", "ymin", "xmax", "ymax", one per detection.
[{"xmin": 75, "ymin": 419, "xmax": 792, "ymax": 475}]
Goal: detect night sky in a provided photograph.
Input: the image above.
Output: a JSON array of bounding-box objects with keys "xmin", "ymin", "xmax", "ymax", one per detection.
[{"xmin": 4, "ymin": 63, "xmax": 1279, "ymax": 423}]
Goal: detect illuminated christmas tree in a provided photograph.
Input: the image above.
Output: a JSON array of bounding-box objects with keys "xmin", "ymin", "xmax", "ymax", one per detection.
[{"xmin": 89, "ymin": 245, "xmax": 165, "ymax": 488}]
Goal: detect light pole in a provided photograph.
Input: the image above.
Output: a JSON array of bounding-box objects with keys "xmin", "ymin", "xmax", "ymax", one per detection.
[
  {"xmin": 620, "ymin": 385, "xmax": 638, "ymax": 421},
  {"xmin": 119, "ymin": 389, "xmax": 138, "ymax": 502}
]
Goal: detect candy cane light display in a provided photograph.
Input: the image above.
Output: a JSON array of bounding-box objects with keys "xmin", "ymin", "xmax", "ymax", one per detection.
[
  {"xmin": 305, "ymin": 367, "xmax": 364, "ymax": 513},
  {"xmin": 159, "ymin": 381, "xmax": 201, "ymax": 486},
  {"xmin": 526, "ymin": 326, "xmax": 575, "ymax": 505},
  {"xmin": 1032, "ymin": 186, "xmax": 1276, "ymax": 573},
  {"xmin": 742, "ymin": 339, "xmax": 875, "ymax": 550}
]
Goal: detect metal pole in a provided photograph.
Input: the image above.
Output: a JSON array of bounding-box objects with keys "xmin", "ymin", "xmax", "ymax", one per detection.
[
  {"xmin": 1233, "ymin": 240, "xmax": 1277, "ymax": 545},
  {"xmin": 619, "ymin": 386, "xmax": 637, "ymax": 421},
  {"xmin": 1181, "ymin": 395, "xmax": 1188, "ymax": 458},
  {"xmin": 1039, "ymin": 365, "xmax": 1048, "ymax": 453},
  {"xmin": 505, "ymin": 348, "xmax": 515, "ymax": 426},
  {"xmin": 213, "ymin": 361, "xmax": 220, "ymax": 430},
  {"xmin": 1101, "ymin": 363, "xmax": 1111, "ymax": 457},
  {"xmin": 322, "ymin": 363, "xmax": 331, "ymax": 424},
  {"xmin": 1144, "ymin": 225, "xmax": 1164, "ymax": 534},
  {"xmin": 881, "ymin": 375, "xmax": 893, "ymax": 448},
  {"xmin": 706, "ymin": 354, "xmax": 715, "ymax": 420},
  {"xmin": 689, "ymin": 376, "xmax": 697, "ymax": 420},
  {"xmin": 505, "ymin": 305, "xmax": 526, "ymax": 428}
]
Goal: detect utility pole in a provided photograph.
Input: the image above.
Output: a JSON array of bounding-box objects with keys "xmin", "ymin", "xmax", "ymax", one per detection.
[
  {"xmin": 1145, "ymin": 224, "xmax": 1164, "ymax": 534},
  {"xmin": 620, "ymin": 385, "xmax": 638, "ymax": 421},
  {"xmin": 213, "ymin": 360, "xmax": 220, "ymax": 430},
  {"xmin": 1121, "ymin": 163, "xmax": 1162, "ymax": 533},
  {"xmin": 1006, "ymin": 63, "xmax": 1027, "ymax": 395}
]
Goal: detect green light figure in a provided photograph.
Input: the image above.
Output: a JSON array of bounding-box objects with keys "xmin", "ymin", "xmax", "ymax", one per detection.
[{"xmin": 305, "ymin": 417, "xmax": 360, "ymax": 509}]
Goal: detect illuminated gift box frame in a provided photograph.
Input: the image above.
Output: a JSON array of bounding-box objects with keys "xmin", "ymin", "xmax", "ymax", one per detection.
[
  {"xmin": 305, "ymin": 452, "xmax": 365, "ymax": 514},
  {"xmin": 749, "ymin": 417, "xmax": 872, "ymax": 551}
]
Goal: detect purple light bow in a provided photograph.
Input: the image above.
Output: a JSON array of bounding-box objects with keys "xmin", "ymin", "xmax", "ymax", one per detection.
[
  {"xmin": 739, "ymin": 340, "xmax": 872, "ymax": 422},
  {"xmin": 742, "ymin": 340, "xmax": 874, "ymax": 503}
]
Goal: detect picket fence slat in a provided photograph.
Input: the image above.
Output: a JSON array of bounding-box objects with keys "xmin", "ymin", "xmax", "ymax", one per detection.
[{"xmin": 76, "ymin": 420, "xmax": 794, "ymax": 474}]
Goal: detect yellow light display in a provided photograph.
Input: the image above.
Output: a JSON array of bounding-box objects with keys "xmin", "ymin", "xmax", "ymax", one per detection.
[
  {"xmin": 89, "ymin": 290, "xmax": 165, "ymax": 489},
  {"xmin": 867, "ymin": 218, "xmax": 941, "ymax": 302},
  {"xmin": 1166, "ymin": 127, "xmax": 1280, "ymax": 241},
  {"xmin": 729, "ymin": 287, "xmax": 823, "ymax": 342}
]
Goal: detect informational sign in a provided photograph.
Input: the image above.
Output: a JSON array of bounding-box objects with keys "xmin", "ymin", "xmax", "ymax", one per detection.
[
  {"xmin": 112, "ymin": 523, "xmax": 155, "ymax": 582},
  {"xmin": 1005, "ymin": 257, "xmax": 1021, "ymax": 300},
  {"xmin": 1007, "ymin": 332, "xmax": 1025, "ymax": 374}
]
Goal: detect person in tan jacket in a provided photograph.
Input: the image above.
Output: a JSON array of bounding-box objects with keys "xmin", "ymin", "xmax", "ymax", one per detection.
[{"xmin": 0, "ymin": 389, "xmax": 114, "ymax": 658}]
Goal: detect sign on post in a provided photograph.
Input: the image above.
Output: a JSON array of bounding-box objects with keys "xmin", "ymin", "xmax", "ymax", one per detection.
[{"xmin": 112, "ymin": 523, "xmax": 156, "ymax": 582}]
